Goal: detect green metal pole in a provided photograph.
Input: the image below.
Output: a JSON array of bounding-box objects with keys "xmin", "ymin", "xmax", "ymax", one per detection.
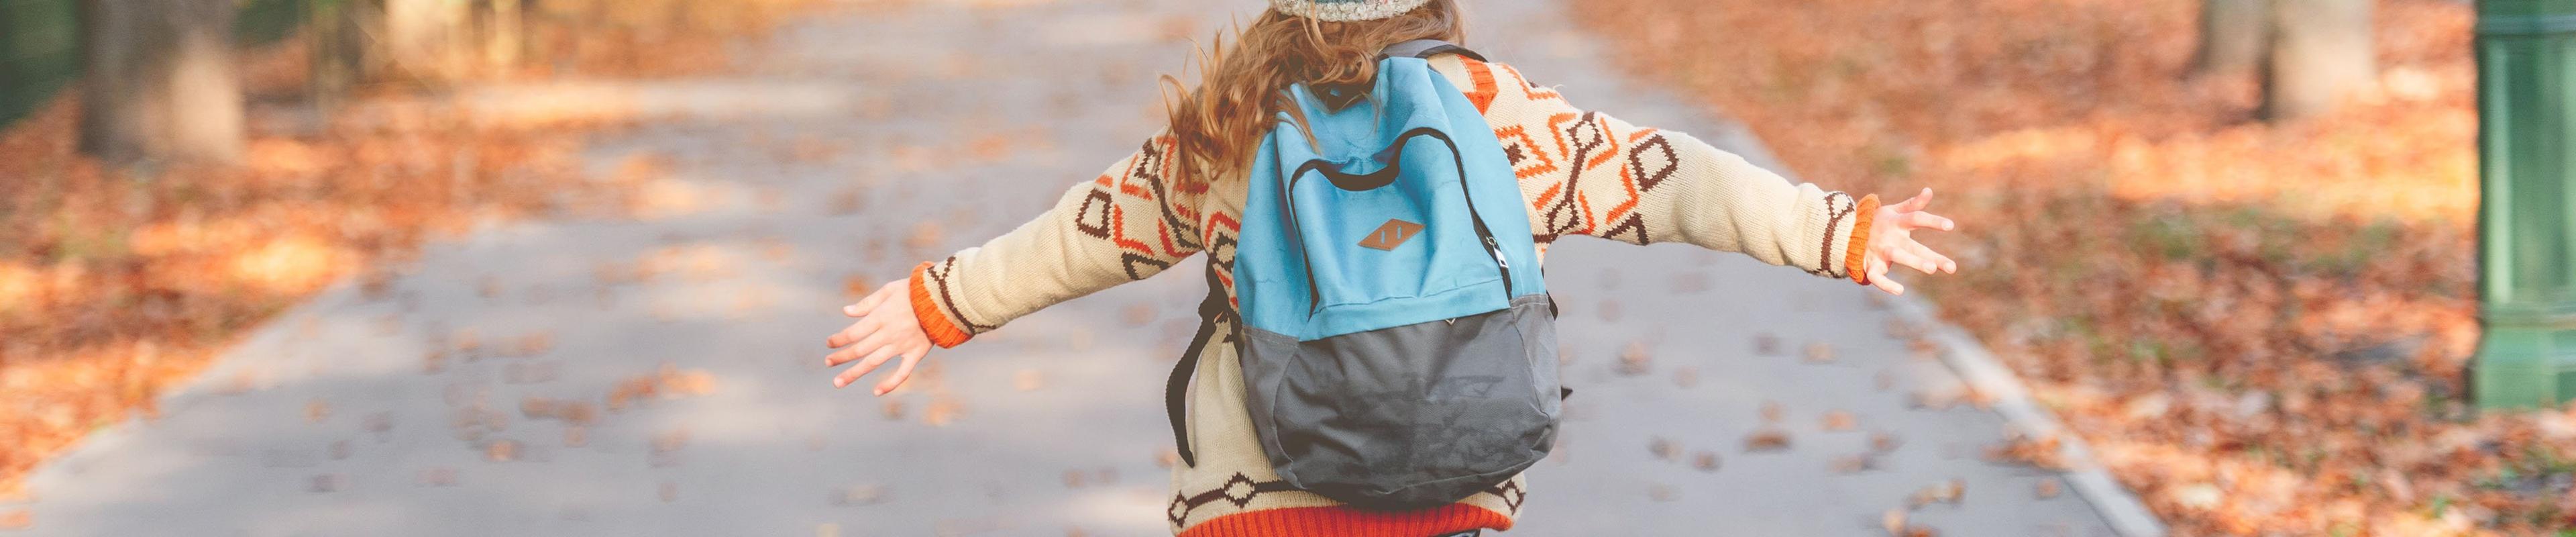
[{"xmin": 2475, "ymin": 0, "xmax": 2576, "ymax": 409}]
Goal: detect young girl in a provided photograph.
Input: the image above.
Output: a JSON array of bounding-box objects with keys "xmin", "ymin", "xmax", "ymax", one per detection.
[{"xmin": 820, "ymin": 0, "xmax": 1959, "ymax": 534}]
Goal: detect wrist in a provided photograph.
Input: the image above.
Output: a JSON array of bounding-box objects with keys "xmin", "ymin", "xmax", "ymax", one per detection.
[
  {"xmin": 1845, "ymin": 194, "xmax": 1880, "ymax": 285},
  {"xmin": 908, "ymin": 262, "xmax": 974, "ymax": 348}
]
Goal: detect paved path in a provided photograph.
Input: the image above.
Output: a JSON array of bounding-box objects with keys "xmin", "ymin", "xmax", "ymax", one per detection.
[{"xmin": 11, "ymin": 0, "xmax": 2121, "ymax": 535}]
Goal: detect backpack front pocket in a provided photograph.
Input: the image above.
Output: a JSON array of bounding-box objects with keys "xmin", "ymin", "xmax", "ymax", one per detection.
[{"xmin": 1237, "ymin": 295, "xmax": 1560, "ymax": 509}]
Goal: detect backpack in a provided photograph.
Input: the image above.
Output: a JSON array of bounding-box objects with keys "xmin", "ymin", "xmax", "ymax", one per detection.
[{"xmin": 1165, "ymin": 40, "xmax": 1562, "ymax": 510}]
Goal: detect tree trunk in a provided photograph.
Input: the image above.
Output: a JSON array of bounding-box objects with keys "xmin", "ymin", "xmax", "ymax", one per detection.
[
  {"xmin": 78, "ymin": 0, "xmax": 244, "ymax": 163},
  {"xmin": 2261, "ymin": 0, "xmax": 2375, "ymax": 121},
  {"xmin": 309, "ymin": 0, "xmax": 375, "ymax": 112},
  {"xmin": 474, "ymin": 0, "xmax": 527, "ymax": 75},
  {"xmin": 2189, "ymin": 0, "xmax": 2272, "ymax": 80},
  {"xmin": 373, "ymin": 0, "xmax": 474, "ymax": 83}
]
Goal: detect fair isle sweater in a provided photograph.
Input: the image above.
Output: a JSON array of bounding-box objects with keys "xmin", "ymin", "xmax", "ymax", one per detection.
[{"xmin": 904, "ymin": 54, "xmax": 1873, "ymax": 536}]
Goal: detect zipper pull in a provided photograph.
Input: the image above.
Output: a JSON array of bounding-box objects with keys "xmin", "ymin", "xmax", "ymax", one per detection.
[{"xmin": 1485, "ymin": 236, "xmax": 1509, "ymax": 268}]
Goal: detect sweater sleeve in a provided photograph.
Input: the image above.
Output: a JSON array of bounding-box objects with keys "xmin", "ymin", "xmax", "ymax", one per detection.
[
  {"xmin": 1426, "ymin": 55, "xmax": 1871, "ymax": 280},
  {"xmin": 906, "ymin": 133, "xmax": 1208, "ymax": 347}
]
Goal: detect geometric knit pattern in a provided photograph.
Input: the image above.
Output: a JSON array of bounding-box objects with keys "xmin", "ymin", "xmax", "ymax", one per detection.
[{"xmin": 907, "ymin": 54, "xmax": 1866, "ymax": 536}]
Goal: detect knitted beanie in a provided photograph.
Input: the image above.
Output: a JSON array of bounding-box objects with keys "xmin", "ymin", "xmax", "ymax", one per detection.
[{"xmin": 1268, "ymin": 0, "xmax": 1434, "ymax": 21}]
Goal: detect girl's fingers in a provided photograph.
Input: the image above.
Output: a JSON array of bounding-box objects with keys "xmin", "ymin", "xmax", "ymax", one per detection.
[
  {"xmin": 833, "ymin": 344, "xmax": 906, "ymax": 388},
  {"xmin": 1902, "ymin": 211, "xmax": 1955, "ymax": 232},
  {"xmin": 822, "ymin": 343, "xmax": 869, "ymax": 367},
  {"xmin": 871, "ymin": 347, "xmax": 928, "ymax": 395},
  {"xmin": 822, "ymin": 327, "xmax": 882, "ymax": 366},
  {"xmin": 1907, "ymin": 241, "xmax": 1959, "ymax": 274},
  {"xmin": 1863, "ymin": 256, "xmax": 1904, "ymax": 295},
  {"xmin": 1891, "ymin": 187, "xmax": 1935, "ymax": 213},
  {"xmin": 1884, "ymin": 247, "xmax": 1941, "ymax": 276},
  {"xmin": 845, "ymin": 286, "xmax": 892, "ymax": 317},
  {"xmin": 826, "ymin": 318, "xmax": 882, "ymax": 349},
  {"xmin": 1873, "ymin": 274, "xmax": 1907, "ymax": 295},
  {"xmin": 843, "ymin": 325, "xmax": 902, "ymax": 360}
]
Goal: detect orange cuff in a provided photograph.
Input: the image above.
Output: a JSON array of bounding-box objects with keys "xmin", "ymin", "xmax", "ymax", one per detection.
[
  {"xmin": 1846, "ymin": 194, "xmax": 1880, "ymax": 285},
  {"xmin": 908, "ymin": 262, "xmax": 973, "ymax": 348}
]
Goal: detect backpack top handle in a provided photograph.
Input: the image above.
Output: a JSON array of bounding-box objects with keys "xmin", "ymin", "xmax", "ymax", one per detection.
[{"xmin": 1378, "ymin": 39, "xmax": 1486, "ymax": 62}]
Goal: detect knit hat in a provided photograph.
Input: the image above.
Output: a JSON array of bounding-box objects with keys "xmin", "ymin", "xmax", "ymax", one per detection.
[{"xmin": 1268, "ymin": 0, "xmax": 1434, "ymax": 21}]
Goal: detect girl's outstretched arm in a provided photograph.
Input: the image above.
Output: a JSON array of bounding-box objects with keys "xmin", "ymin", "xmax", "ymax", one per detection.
[
  {"xmin": 1426, "ymin": 56, "xmax": 1956, "ymax": 293},
  {"xmin": 824, "ymin": 134, "xmax": 1207, "ymax": 393}
]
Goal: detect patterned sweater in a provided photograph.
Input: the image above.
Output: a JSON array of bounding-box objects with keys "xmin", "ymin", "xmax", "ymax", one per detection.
[{"xmin": 905, "ymin": 54, "xmax": 1872, "ymax": 536}]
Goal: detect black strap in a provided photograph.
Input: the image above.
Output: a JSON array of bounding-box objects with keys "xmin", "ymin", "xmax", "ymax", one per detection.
[
  {"xmin": 1166, "ymin": 259, "xmax": 1232, "ymax": 468},
  {"xmin": 1379, "ymin": 39, "xmax": 1486, "ymax": 62}
]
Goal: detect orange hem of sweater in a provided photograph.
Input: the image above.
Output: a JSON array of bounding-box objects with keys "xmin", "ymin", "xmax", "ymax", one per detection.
[
  {"xmin": 908, "ymin": 262, "xmax": 972, "ymax": 348},
  {"xmin": 1846, "ymin": 194, "xmax": 1880, "ymax": 283},
  {"xmin": 1176, "ymin": 503, "xmax": 1512, "ymax": 537}
]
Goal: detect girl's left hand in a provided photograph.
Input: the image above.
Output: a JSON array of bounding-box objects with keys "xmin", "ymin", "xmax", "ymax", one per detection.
[
  {"xmin": 822, "ymin": 279, "xmax": 935, "ymax": 395},
  {"xmin": 1862, "ymin": 187, "xmax": 1960, "ymax": 295}
]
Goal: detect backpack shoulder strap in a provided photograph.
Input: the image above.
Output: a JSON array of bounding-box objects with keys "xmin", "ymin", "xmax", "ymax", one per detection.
[
  {"xmin": 1379, "ymin": 39, "xmax": 1486, "ymax": 62},
  {"xmin": 1165, "ymin": 259, "xmax": 1232, "ymax": 468}
]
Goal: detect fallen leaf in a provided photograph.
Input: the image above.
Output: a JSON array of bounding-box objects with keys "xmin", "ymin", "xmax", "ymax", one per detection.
[
  {"xmin": 1648, "ymin": 437, "xmax": 1677, "ymax": 460},
  {"xmin": 1871, "ymin": 432, "xmax": 1903, "ymax": 454},
  {"xmin": 922, "ymin": 397, "xmax": 962, "ymax": 427},
  {"xmin": 1615, "ymin": 342, "xmax": 1652, "ymax": 376},
  {"xmin": 1823, "ymin": 410, "xmax": 1857, "ymax": 431},
  {"xmin": 906, "ymin": 222, "xmax": 945, "ymax": 252},
  {"xmin": 309, "ymin": 473, "xmax": 345, "ymax": 493},
  {"xmin": 1744, "ymin": 429, "xmax": 1791, "ymax": 452},
  {"xmin": 1122, "ymin": 303, "xmax": 1157, "ymax": 326},
  {"xmin": 833, "ymin": 485, "xmax": 888, "ymax": 506},
  {"xmin": 1014, "ymin": 369, "xmax": 1045, "ymax": 392},
  {"xmin": 844, "ymin": 275, "xmax": 876, "ymax": 301},
  {"xmin": 1830, "ymin": 454, "xmax": 1876, "ymax": 473},
  {"xmin": 419, "ymin": 466, "xmax": 460, "ymax": 487}
]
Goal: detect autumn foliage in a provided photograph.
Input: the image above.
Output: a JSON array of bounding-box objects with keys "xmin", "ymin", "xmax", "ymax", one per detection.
[
  {"xmin": 0, "ymin": 0, "xmax": 811, "ymax": 498},
  {"xmin": 1576, "ymin": 0, "xmax": 2576, "ymax": 534}
]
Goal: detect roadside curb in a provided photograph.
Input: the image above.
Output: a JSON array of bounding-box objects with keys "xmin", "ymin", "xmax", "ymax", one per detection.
[
  {"xmin": 1882, "ymin": 295, "xmax": 2171, "ymax": 537},
  {"xmin": 1707, "ymin": 119, "xmax": 2170, "ymax": 537}
]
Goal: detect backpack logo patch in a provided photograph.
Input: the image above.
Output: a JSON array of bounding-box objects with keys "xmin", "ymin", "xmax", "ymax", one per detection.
[{"xmin": 1358, "ymin": 219, "xmax": 1425, "ymax": 250}]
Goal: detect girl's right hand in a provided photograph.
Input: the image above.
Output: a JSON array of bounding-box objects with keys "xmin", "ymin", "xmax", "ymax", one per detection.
[
  {"xmin": 1860, "ymin": 187, "xmax": 1960, "ymax": 295},
  {"xmin": 823, "ymin": 279, "xmax": 935, "ymax": 395}
]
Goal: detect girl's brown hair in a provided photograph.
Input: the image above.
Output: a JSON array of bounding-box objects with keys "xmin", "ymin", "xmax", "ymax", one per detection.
[{"xmin": 1159, "ymin": 1, "xmax": 1465, "ymax": 185}]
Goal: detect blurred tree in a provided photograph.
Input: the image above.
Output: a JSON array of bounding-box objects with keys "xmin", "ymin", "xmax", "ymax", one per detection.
[
  {"xmin": 307, "ymin": 0, "xmax": 372, "ymax": 111},
  {"xmin": 2188, "ymin": 0, "xmax": 2375, "ymax": 121},
  {"xmin": 308, "ymin": 0, "xmax": 525, "ymax": 107},
  {"xmin": 78, "ymin": 0, "xmax": 244, "ymax": 163},
  {"xmin": 373, "ymin": 0, "xmax": 472, "ymax": 81},
  {"xmin": 2263, "ymin": 0, "xmax": 2374, "ymax": 119},
  {"xmin": 473, "ymin": 0, "xmax": 527, "ymax": 72},
  {"xmin": 2190, "ymin": 0, "xmax": 2270, "ymax": 78}
]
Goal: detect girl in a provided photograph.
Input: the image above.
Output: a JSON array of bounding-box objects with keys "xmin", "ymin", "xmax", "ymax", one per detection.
[{"xmin": 820, "ymin": 0, "xmax": 1960, "ymax": 534}]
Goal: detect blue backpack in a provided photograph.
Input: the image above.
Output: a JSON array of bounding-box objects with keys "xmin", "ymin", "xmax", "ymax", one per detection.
[{"xmin": 1166, "ymin": 40, "xmax": 1562, "ymax": 509}]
